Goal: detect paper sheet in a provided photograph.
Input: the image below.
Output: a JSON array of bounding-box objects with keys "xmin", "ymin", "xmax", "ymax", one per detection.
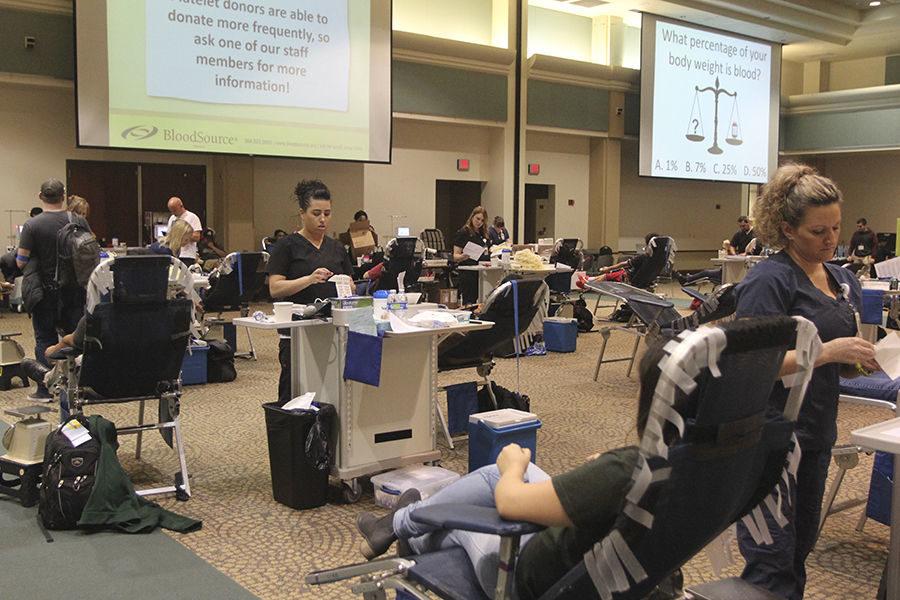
[
  {"xmin": 875, "ymin": 332, "xmax": 900, "ymax": 380},
  {"xmin": 875, "ymin": 256, "xmax": 900, "ymax": 279},
  {"xmin": 282, "ymin": 392, "xmax": 318, "ymax": 412},
  {"xmin": 463, "ymin": 241, "xmax": 485, "ymax": 261},
  {"xmin": 387, "ymin": 311, "xmax": 427, "ymax": 333},
  {"xmin": 61, "ymin": 420, "xmax": 92, "ymax": 447},
  {"xmin": 328, "ymin": 274, "xmax": 354, "ymax": 298}
]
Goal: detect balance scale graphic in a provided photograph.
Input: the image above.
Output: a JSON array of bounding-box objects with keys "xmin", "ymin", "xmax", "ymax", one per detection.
[{"xmin": 685, "ymin": 77, "xmax": 743, "ymax": 155}]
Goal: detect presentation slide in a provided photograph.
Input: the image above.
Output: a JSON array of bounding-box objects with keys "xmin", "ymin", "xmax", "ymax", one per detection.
[
  {"xmin": 639, "ymin": 15, "xmax": 781, "ymax": 184},
  {"xmin": 75, "ymin": 0, "xmax": 391, "ymax": 162}
]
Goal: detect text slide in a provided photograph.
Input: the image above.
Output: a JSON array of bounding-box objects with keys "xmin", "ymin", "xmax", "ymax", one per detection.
[
  {"xmin": 146, "ymin": 0, "xmax": 350, "ymax": 111},
  {"xmin": 650, "ymin": 20, "xmax": 774, "ymax": 183}
]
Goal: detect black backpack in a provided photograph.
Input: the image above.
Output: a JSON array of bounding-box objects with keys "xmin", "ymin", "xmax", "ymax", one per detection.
[
  {"xmin": 39, "ymin": 416, "xmax": 100, "ymax": 530},
  {"xmin": 206, "ymin": 339, "xmax": 237, "ymax": 383},
  {"xmin": 56, "ymin": 212, "xmax": 100, "ymax": 288},
  {"xmin": 573, "ymin": 297, "xmax": 595, "ymax": 332},
  {"xmin": 477, "ymin": 382, "xmax": 531, "ymax": 413}
]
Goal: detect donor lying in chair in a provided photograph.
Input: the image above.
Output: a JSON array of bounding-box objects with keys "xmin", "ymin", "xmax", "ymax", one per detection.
[{"xmin": 309, "ymin": 315, "xmax": 819, "ymax": 600}]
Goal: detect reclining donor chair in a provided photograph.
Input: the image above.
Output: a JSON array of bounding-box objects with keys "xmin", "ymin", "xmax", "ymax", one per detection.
[
  {"xmin": 435, "ymin": 277, "xmax": 549, "ymax": 446},
  {"xmin": 201, "ymin": 251, "xmax": 269, "ymax": 359},
  {"xmin": 588, "ymin": 281, "xmax": 736, "ymax": 380},
  {"xmin": 307, "ymin": 315, "xmax": 822, "ymax": 600},
  {"xmin": 592, "ymin": 236, "xmax": 675, "ymax": 318},
  {"xmin": 51, "ymin": 255, "xmax": 200, "ymax": 500}
]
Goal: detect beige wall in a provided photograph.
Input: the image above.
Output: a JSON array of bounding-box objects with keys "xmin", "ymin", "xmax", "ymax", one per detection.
[
  {"xmin": 781, "ymin": 60, "xmax": 804, "ymax": 97},
  {"xmin": 619, "ymin": 140, "xmax": 743, "ymax": 266},
  {"xmin": 828, "ymin": 56, "xmax": 887, "ymax": 91},
  {"xmin": 802, "ymin": 152, "xmax": 900, "ymax": 243},
  {"xmin": 252, "ymin": 158, "xmax": 364, "ymax": 245},
  {"xmin": 362, "ymin": 120, "xmax": 495, "ymax": 240},
  {"xmin": 524, "ymin": 132, "xmax": 591, "ymax": 243},
  {"xmin": 0, "ymin": 84, "xmax": 213, "ymax": 249}
]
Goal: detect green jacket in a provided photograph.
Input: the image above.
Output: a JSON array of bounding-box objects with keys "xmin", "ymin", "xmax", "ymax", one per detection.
[{"xmin": 77, "ymin": 415, "xmax": 201, "ymax": 534}]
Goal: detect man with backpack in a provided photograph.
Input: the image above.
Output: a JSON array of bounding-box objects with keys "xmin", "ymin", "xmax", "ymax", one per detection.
[{"xmin": 16, "ymin": 178, "xmax": 97, "ymax": 401}]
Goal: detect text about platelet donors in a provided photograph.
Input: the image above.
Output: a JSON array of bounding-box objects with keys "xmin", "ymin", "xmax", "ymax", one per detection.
[{"xmin": 146, "ymin": 0, "xmax": 350, "ymax": 110}]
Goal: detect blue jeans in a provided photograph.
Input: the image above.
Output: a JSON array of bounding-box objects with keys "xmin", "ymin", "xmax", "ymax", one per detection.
[
  {"xmin": 737, "ymin": 447, "xmax": 831, "ymax": 600},
  {"xmin": 393, "ymin": 463, "xmax": 550, "ymax": 597}
]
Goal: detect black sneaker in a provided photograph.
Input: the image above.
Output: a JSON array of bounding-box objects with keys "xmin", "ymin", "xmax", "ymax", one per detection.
[{"xmin": 26, "ymin": 387, "xmax": 53, "ymax": 403}]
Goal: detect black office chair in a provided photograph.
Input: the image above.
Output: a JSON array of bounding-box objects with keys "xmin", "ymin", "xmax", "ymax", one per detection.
[
  {"xmin": 51, "ymin": 255, "xmax": 195, "ymax": 500},
  {"xmin": 435, "ymin": 278, "xmax": 549, "ymax": 446},
  {"xmin": 307, "ymin": 316, "xmax": 819, "ymax": 600},
  {"xmin": 375, "ymin": 237, "xmax": 424, "ymax": 293},
  {"xmin": 202, "ymin": 251, "xmax": 269, "ymax": 359}
]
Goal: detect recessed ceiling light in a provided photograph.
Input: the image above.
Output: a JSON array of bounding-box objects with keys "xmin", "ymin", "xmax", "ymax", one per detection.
[{"xmin": 869, "ymin": 1, "xmax": 881, "ymax": 6}]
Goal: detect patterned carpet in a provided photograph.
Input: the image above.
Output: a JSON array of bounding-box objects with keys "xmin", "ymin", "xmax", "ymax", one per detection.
[{"xmin": 0, "ymin": 290, "xmax": 889, "ymax": 599}]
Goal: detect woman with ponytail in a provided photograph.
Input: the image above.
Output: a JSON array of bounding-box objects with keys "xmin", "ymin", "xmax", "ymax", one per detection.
[{"xmin": 734, "ymin": 164, "xmax": 879, "ymax": 599}]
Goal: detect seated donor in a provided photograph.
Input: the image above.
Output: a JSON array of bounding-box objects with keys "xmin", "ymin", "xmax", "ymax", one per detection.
[
  {"xmin": 488, "ymin": 216, "xmax": 510, "ymax": 246},
  {"xmin": 355, "ymin": 346, "xmax": 674, "ymax": 600},
  {"xmin": 149, "ymin": 218, "xmax": 194, "ymax": 258},
  {"xmin": 198, "ymin": 227, "xmax": 227, "ymax": 269},
  {"xmin": 577, "ymin": 232, "xmax": 658, "ymax": 288}
]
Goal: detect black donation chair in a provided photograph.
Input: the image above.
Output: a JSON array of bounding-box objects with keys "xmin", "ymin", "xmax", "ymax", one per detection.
[
  {"xmin": 592, "ymin": 236, "xmax": 675, "ymax": 318},
  {"xmin": 51, "ymin": 255, "xmax": 195, "ymax": 500},
  {"xmin": 307, "ymin": 316, "xmax": 820, "ymax": 600},
  {"xmin": 435, "ymin": 278, "xmax": 548, "ymax": 446},
  {"xmin": 202, "ymin": 251, "xmax": 269, "ymax": 359}
]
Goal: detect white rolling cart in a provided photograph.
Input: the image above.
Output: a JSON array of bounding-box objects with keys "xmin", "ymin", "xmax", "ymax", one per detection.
[
  {"xmin": 234, "ymin": 314, "xmax": 492, "ymax": 502},
  {"xmin": 851, "ymin": 416, "xmax": 900, "ymax": 600}
]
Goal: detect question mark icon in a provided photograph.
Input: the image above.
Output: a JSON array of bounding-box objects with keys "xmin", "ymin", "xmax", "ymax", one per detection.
[{"xmin": 691, "ymin": 118, "xmax": 699, "ymax": 133}]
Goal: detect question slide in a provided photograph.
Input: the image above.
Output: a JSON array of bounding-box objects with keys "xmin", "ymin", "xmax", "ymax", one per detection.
[
  {"xmin": 639, "ymin": 15, "xmax": 781, "ymax": 184},
  {"xmin": 75, "ymin": 0, "xmax": 391, "ymax": 162}
]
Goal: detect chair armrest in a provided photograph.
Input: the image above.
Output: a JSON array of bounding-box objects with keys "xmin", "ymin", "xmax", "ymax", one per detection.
[
  {"xmin": 409, "ymin": 504, "xmax": 545, "ymax": 537},
  {"xmin": 48, "ymin": 346, "xmax": 82, "ymax": 361}
]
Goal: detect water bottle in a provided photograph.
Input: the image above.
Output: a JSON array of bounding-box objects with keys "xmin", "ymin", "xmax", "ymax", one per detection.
[{"xmin": 891, "ymin": 277, "xmax": 898, "ymax": 291}]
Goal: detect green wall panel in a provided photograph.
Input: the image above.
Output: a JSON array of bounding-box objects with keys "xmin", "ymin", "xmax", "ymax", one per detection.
[
  {"xmin": 886, "ymin": 55, "xmax": 900, "ymax": 86},
  {"xmin": 625, "ymin": 93, "xmax": 640, "ymax": 136},
  {"xmin": 393, "ymin": 61, "xmax": 507, "ymax": 121},
  {"xmin": 781, "ymin": 108, "xmax": 900, "ymax": 152},
  {"xmin": 527, "ymin": 81, "xmax": 609, "ymax": 132},
  {"xmin": 0, "ymin": 8, "xmax": 73, "ymax": 80}
]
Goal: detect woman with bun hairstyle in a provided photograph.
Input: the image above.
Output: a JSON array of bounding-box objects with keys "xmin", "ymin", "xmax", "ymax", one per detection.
[
  {"xmin": 734, "ymin": 164, "xmax": 879, "ymax": 600},
  {"xmin": 267, "ymin": 179, "xmax": 354, "ymax": 403}
]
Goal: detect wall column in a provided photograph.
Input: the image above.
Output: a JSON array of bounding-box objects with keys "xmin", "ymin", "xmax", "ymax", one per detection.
[
  {"xmin": 213, "ymin": 156, "xmax": 256, "ymax": 252},
  {"xmin": 588, "ymin": 90, "xmax": 625, "ymax": 249}
]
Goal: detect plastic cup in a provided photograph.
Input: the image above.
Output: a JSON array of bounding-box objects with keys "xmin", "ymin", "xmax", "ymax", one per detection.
[{"xmin": 273, "ymin": 302, "xmax": 294, "ymax": 322}]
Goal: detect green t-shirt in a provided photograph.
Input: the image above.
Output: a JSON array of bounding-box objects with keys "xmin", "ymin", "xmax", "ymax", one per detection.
[{"xmin": 514, "ymin": 446, "xmax": 639, "ymax": 600}]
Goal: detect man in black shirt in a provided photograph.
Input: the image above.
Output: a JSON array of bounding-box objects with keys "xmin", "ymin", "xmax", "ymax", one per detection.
[
  {"xmin": 849, "ymin": 217, "xmax": 878, "ymax": 259},
  {"xmin": 16, "ymin": 178, "xmax": 91, "ymax": 400},
  {"xmin": 729, "ymin": 215, "xmax": 754, "ymax": 254}
]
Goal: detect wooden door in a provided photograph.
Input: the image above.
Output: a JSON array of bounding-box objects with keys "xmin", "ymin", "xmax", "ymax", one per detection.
[
  {"xmin": 434, "ymin": 180, "xmax": 484, "ymax": 248},
  {"xmin": 141, "ymin": 164, "xmax": 207, "ymax": 229},
  {"xmin": 66, "ymin": 160, "xmax": 139, "ymax": 246}
]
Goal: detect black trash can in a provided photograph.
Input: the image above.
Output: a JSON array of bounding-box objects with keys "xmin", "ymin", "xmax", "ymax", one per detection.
[{"xmin": 263, "ymin": 402, "xmax": 335, "ymax": 510}]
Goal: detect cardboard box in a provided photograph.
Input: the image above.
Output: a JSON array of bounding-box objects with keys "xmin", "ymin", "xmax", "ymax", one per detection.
[{"xmin": 348, "ymin": 220, "xmax": 377, "ymax": 258}]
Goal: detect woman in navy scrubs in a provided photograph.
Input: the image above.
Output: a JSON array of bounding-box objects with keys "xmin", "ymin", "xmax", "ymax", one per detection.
[
  {"xmin": 268, "ymin": 179, "xmax": 354, "ymax": 403},
  {"xmin": 734, "ymin": 164, "xmax": 879, "ymax": 599}
]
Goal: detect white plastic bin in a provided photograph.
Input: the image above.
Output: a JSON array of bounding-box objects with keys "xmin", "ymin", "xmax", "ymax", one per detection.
[{"xmin": 371, "ymin": 465, "xmax": 460, "ymax": 509}]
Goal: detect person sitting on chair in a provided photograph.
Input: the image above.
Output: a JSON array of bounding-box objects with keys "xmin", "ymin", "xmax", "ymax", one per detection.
[
  {"xmin": 149, "ymin": 218, "xmax": 194, "ymax": 258},
  {"xmin": 354, "ymin": 345, "xmax": 678, "ymax": 600},
  {"xmin": 576, "ymin": 232, "xmax": 658, "ymax": 288}
]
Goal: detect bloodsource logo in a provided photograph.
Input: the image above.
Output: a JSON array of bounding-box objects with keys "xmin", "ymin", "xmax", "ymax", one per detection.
[{"xmin": 121, "ymin": 125, "xmax": 159, "ymax": 140}]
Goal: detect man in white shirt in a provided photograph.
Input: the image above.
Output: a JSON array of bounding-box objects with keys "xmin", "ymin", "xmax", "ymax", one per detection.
[{"xmin": 166, "ymin": 196, "xmax": 202, "ymax": 266}]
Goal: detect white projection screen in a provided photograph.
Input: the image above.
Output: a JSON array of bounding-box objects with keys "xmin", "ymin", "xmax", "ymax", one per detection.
[
  {"xmin": 639, "ymin": 14, "xmax": 781, "ymax": 184},
  {"xmin": 75, "ymin": 0, "xmax": 391, "ymax": 162}
]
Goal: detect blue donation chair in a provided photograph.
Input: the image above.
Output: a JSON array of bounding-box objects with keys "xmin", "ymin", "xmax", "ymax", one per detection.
[
  {"xmin": 306, "ymin": 316, "xmax": 820, "ymax": 600},
  {"xmin": 201, "ymin": 251, "xmax": 269, "ymax": 359},
  {"xmin": 51, "ymin": 255, "xmax": 197, "ymax": 500}
]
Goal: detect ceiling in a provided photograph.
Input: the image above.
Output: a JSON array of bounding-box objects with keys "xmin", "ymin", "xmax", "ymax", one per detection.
[{"xmin": 529, "ymin": 0, "xmax": 900, "ymax": 62}]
